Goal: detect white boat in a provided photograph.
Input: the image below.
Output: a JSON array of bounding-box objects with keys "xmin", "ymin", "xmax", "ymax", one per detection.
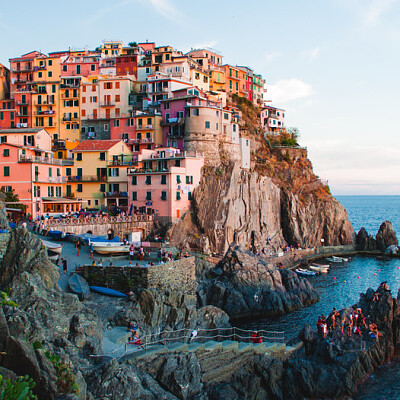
[
  {"xmin": 326, "ymin": 256, "xmax": 349, "ymax": 263},
  {"xmin": 92, "ymin": 242, "xmax": 130, "ymax": 254},
  {"xmin": 309, "ymin": 264, "xmax": 330, "ymax": 273},
  {"xmin": 295, "ymin": 268, "xmax": 316, "ymax": 277},
  {"xmin": 42, "ymin": 239, "xmax": 63, "ymax": 254},
  {"xmin": 48, "ymin": 253, "xmax": 60, "ymax": 263}
]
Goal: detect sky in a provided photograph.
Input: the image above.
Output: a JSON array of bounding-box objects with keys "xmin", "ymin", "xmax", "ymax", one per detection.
[{"xmin": 1, "ymin": 0, "xmax": 400, "ymax": 195}]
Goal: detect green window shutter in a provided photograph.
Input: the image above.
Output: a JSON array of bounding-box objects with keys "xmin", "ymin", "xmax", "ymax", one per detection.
[
  {"xmin": 176, "ymin": 191, "xmax": 181, "ymax": 200},
  {"xmin": 132, "ymin": 191, "xmax": 137, "ymax": 200},
  {"xmin": 132, "ymin": 176, "xmax": 137, "ymax": 185},
  {"xmin": 3, "ymin": 166, "xmax": 9, "ymax": 176},
  {"xmin": 176, "ymin": 175, "xmax": 181, "ymax": 184},
  {"xmin": 161, "ymin": 175, "xmax": 166, "ymax": 184}
]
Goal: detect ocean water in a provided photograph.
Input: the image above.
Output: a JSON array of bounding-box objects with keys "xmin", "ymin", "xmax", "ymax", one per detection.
[{"xmin": 238, "ymin": 196, "xmax": 400, "ymax": 399}]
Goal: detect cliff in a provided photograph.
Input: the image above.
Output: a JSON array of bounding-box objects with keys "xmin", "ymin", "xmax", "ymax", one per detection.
[{"xmin": 167, "ymin": 161, "xmax": 354, "ymax": 255}]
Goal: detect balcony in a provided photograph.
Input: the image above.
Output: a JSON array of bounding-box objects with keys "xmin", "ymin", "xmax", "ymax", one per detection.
[
  {"xmin": 67, "ymin": 175, "xmax": 107, "ymax": 182},
  {"xmin": 11, "ymin": 66, "xmax": 33, "ymax": 72},
  {"xmin": 62, "ymin": 116, "xmax": 79, "ymax": 122},
  {"xmin": 16, "ymin": 101, "xmax": 29, "ymax": 106},
  {"xmin": 128, "ymin": 136, "xmax": 154, "ymax": 144},
  {"xmin": 34, "ymin": 110, "xmax": 56, "ymax": 116},
  {"xmin": 16, "ymin": 112, "xmax": 30, "ymax": 117},
  {"xmin": 34, "ymin": 176, "xmax": 67, "ymax": 184},
  {"xmin": 100, "ymin": 101, "xmax": 115, "ymax": 107},
  {"xmin": 18, "ymin": 155, "xmax": 73, "ymax": 166},
  {"xmin": 34, "ymin": 101, "xmax": 56, "ymax": 106},
  {"xmin": 108, "ymin": 159, "xmax": 138, "ymax": 166},
  {"xmin": 161, "ymin": 117, "xmax": 184, "ymax": 126},
  {"xmin": 61, "ymin": 93, "xmax": 79, "ymax": 99},
  {"xmin": 103, "ymin": 191, "xmax": 128, "ymax": 198},
  {"xmin": 60, "ymin": 83, "xmax": 80, "ymax": 88}
]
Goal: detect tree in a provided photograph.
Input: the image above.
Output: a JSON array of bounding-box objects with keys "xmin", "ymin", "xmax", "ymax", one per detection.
[
  {"xmin": 128, "ymin": 42, "xmax": 138, "ymax": 48},
  {"xmin": 0, "ymin": 188, "xmax": 27, "ymax": 213},
  {"xmin": 287, "ymin": 127, "xmax": 300, "ymax": 142}
]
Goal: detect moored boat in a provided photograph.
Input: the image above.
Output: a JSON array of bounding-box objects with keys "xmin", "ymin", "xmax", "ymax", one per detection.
[
  {"xmin": 69, "ymin": 274, "xmax": 90, "ymax": 300},
  {"xmin": 48, "ymin": 230, "xmax": 68, "ymax": 241},
  {"xmin": 42, "ymin": 239, "xmax": 63, "ymax": 254},
  {"xmin": 91, "ymin": 242, "xmax": 130, "ymax": 254},
  {"xmin": 295, "ymin": 268, "xmax": 316, "ymax": 276},
  {"xmin": 309, "ymin": 264, "xmax": 330, "ymax": 273},
  {"xmin": 89, "ymin": 286, "xmax": 128, "ymax": 298},
  {"xmin": 326, "ymin": 256, "xmax": 350, "ymax": 263}
]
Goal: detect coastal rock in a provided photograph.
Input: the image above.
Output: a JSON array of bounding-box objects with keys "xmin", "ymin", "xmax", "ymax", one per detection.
[
  {"xmin": 201, "ymin": 245, "xmax": 320, "ymax": 319},
  {"xmin": 167, "ymin": 162, "xmax": 354, "ymax": 255},
  {"xmin": 375, "ymin": 221, "xmax": 398, "ymax": 251},
  {"xmin": 356, "ymin": 227, "xmax": 377, "ymax": 251}
]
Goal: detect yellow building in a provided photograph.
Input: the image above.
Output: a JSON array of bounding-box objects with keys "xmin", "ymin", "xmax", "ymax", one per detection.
[
  {"xmin": 131, "ymin": 113, "xmax": 163, "ymax": 152},
  {"xmin": 31, "ymin": 55, "xmax": 61, "ymax": 138},
  {"xmin": 190, "ymin": 68, "xmax": 209, "ymax": 92},
  {"xmin": 100, "ymin": 41, "xmax": 124, "ymax": 57},
  {"xmin": 209, "ymin": 68, "xmax": 226, "ymax": 92},
  {"xmin": 71, "ymin": 140, "xmax": 132, "ymax": 209}
]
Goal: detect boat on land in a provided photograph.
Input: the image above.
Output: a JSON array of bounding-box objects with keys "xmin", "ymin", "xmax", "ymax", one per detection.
[
  {"xmin": 48, "ymin": 253, "xmax": 60, "ymax": 263},
  {"xmin": 42, "ymin": 239, "xmax": 62, "ymax": 254},
  {"xmin": 68, "ymin": 274, "xmax": 90, "ymax": 300},
  {"xmin": 295, "ymin": 268, "xmax": 316, "ymax": 277},
  {"xmin": 309, "ymin": 264, "xmax": 330, "ymax": 273},
  {"xmin": 326, "ymin": 256, "xmax": 349, "ymax": 263},
  {"xmin": 47, "ymin": 230, "xmax": 68, "ymax": 241},
  {"xmin": 91, "ymin": 241, "xmax": 130, "ymax": 254},
  {"xmin": 89, "ymin": 286, "xmax": 128, "ymax": 298}
]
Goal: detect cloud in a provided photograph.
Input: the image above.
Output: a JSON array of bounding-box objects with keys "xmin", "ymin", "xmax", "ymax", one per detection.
[
  {"xmin": 187, "ymin": 40, "xmax": 218, "ymax": 51},
  {"xmin": 363, "ymin": 0, "xmax": 399, "ymax": 25},
  {"xmin": 147, "ymin": 0, "xmax": 184, "ymax": 21},
  {"xmin": 301, "ymin": 47, "xmax": 320, "ymax": 60},
  {"xmin": 266, "ymin": 78, "xmax": 314, "ymax": 103}
]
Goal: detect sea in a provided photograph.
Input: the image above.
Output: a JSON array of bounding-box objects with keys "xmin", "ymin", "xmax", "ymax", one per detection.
[{"xmin": 240, "ymin": 195, "xmax": 400, "ymax": 399}]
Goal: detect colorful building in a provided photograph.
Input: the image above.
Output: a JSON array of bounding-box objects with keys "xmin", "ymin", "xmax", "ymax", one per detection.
[
  {"xmin": 0, "ymin": 100, "xmax": 16, "ymax": 129},
  {"xmin": 127, "ymin": 147, "xmax": 204, "ymax": 222},
  {"xmin": 260, "ymin": 106, "xmax": 285, "ymax": 134},
  {"xmin": 71, "ymin": 140, "xmax": 132, "ymax": 209}
]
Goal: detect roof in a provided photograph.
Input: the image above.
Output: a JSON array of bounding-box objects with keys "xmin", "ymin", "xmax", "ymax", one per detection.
[
  {"xmin": 74, "ymin": 140, "xmax": 122, "ymax": 152},
  {"xmin": 0, "ymin": 128, "xmax": 43, "ymax": 133}
]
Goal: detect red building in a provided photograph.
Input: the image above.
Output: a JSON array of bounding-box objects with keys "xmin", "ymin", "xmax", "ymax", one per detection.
[{"xmin": 0, "ymin": 100, "xmax": 16, "ymax": 129}]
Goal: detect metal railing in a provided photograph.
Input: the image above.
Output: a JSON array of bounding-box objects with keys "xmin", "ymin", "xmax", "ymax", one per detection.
[
  {"xmin": 18, "ymin": 155, "xmax": 74, "ymax": 166},
  {"xmin": 44, "ymin": 214, "xmax": 153, "ymax": 227}
]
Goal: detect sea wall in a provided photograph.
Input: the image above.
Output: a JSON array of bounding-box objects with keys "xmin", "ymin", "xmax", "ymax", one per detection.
[{"xmin": 80, "ymin": 257, "xmax": 197, "ymax": 294}]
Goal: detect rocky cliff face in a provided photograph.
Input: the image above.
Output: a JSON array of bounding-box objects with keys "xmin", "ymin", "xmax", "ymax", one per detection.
[
  {"xmin": 356, "ymin": 220, "xmax": 399, "ymax": 252},
  {"xmin": 167, "ymin": 162, "xmax": 354, "ymax": 255}
]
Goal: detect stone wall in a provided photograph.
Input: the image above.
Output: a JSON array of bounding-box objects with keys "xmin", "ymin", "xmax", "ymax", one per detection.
[
  {"xmin": 0, "ymin": 233, "xmax": 10, "ymax": 264},
  {"xmin": 81, "ymin": 256, "xmax": 196, "ymax": 294}
]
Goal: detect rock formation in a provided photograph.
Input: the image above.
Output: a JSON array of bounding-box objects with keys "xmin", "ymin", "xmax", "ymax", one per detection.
[
  {"xmin": 167, "ymin": 162, "xmax": 354, "ymax": 255},
  {"xmin": 198, "ymin": 245, "xmax": 320, "ymax": 319},
  {"xmin": 356, "ymin": 221, "xmax": 399, "ymax": 253}
]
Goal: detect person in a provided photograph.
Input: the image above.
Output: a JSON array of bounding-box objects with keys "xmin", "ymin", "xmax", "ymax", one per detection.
[
  {"xmin": 98, "ymin": 260, "xmax": 103, "ymax": 267},
  {"xmin": 76, "ymin": 241, "xmax": 81, "ymax": 256},
  {"xmin": 373, "ymin": 292, "xmax": 380, "ymax": 301},
  {"xmin": 157, "ymin": 249, "xmax": 162, "ymax": 263},
  {"xmin": 127, "ymin": 321, "xmax": 137, "ymax": 334},
  {"xmin": 91, "ymin": 260, "xmax": 97, "ymax": 266},
  {"xmin": 128, "ymin": 332, "xmax": 145, "ymax": 350},
  {"xmin": 341, "ymin": 317, "xmax": 346, "ymax": 334},
  {"xmin": 129, "ymin": 244, "xmax": 134, "ymax": 261},
  {"xmin": 89, "ymin": 243, "xmax": 93, "ymax": 258},
  {"xmin": 135, "ymin": 262, "xmax": 139, "ymax": 267},
  {"xmin": 56, "ymin": 255, "xmax": 61, "ymax": 267},
  {"xmin": 62, "ymin": 258, "xmax": 68, "ymax": 275},
  {"xmin": 189, "ymin": 329, "xmax": 198, "ymax": 342},
  {"xmin": 252, "ymin": 331, "xmax": 262, "ymax": 344},
  {"xmin": 109, "ymin": 261, "xmax": 114, "ymax": 267}
]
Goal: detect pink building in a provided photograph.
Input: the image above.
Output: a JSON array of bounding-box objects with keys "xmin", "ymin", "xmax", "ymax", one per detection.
[
  {"xmin": 60, "ymin": 54, "xmax": 100, "ymax": 77},
  {"xmin": 127, "ymin": 147, "xmax": 204, "ymax": 222},
  {"xmin": 260, "ymin": 106, "xmax": 285, "ymax": 134},
  {"xmin": 0, "ymin": 128, "xmax": 78, "ymax": 217}
]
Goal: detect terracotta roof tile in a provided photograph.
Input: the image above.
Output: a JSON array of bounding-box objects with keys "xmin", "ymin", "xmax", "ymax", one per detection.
[{"xmin": 74, "ymin": 140, "xmax": 121, "ymax": 152}]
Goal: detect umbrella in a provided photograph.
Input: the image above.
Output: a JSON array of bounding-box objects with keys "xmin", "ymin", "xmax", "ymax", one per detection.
[{"xmin": 129, "ymin": 203, "xmax": 134, "ymax": 216}]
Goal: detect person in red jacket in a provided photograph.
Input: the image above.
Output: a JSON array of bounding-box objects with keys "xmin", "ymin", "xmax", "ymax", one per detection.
[{"xmin": 252, "ymin": 331, "xmax": 262, "ymax": 343}]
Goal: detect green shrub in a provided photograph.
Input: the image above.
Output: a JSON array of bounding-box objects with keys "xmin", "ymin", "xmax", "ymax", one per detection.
[
  {"xmin": 31, "ymin": 341, "xmax": 42, "ymax": 351},
  {"xmin": 0, "ymin": 291, "xmax": 18, "ymax": 308},
  {"xmin": 0, "ymin": 374, "xmax": 37, "ymax": 400},
  {"xmin": 44, "ymin": 352, "xmax": 78, "ymax": 395}
]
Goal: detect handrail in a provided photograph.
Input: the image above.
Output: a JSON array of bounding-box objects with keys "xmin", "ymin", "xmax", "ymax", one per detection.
[{"xmin": 43, "ymin": 214, "xmax": 153, "ymax": 227}]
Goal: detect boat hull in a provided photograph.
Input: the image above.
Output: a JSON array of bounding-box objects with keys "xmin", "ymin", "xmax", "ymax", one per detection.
[
  {"xmin": 93, "ymin": 245, "xmax": 130, "ymax": 254},
  {"xmin": 42, "ymin": 240, "xmax": 62, "ymax": 254},
  {"xmin": 89, "ymin": 286, "xmax": 127, "ymax": 298}
]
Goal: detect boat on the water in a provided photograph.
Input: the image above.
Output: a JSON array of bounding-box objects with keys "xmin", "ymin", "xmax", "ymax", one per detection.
[
  {"xmin": 326, "ymin": 256, "xmax": 349, "ymax": 263},
  {"xmin": 309, "ymin": 264, "xmax": 330, "ymax": 273},
  {"xmin": 69, "ymin": 274, "xmax": 90, "ymax": 300},
  {"xmin": 42, "ymin": 239, "xmax": 63, "ymax": 254},
  {"xmin": 89, "ymin": 286, "xmax": 128, "ymax": 298},
  {"xmin": 91, "ymin": 241, "xmax": 130, "ymax": 254},
  {"xmin": 295, "ymin": 268, "xmax": 316, "ymax": 277}
]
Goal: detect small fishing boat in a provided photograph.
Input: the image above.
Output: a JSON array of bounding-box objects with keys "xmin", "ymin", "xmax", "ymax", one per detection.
[
  {"xmin": 91, "ymin": 242, "xmax": 130, "ymax": 255},
  {"xmin": 89, "ymin": 286, "xmax": 128, "ymax": 298},
  {"xmin": 47, "ymin": 230, "xmax": 68, "ymax": 241},
  {"xmin": 42, "ymin": 239, "xmax": 62, "ymax": 254},
  {"xmin": 69, "ymin": 274, "xmax": 90, "ymax": 300},
  {"xmin": 326, "ymin": 256, "xmax": 349, "ymax": 263},
  {"xmin": 295, "ymin": 268, "xmax": 316, "ymax": 277},
  {"xmin": 309, "ymin": 264, "xmax": 330, "ymax": 273},
  {"xmin": 48, "ymin": 253, "xmax": 60, "ymax": 263}
]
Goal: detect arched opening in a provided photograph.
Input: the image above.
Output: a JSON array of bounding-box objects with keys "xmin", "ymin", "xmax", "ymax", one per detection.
[{"xmin": 86, "ymin": 230, "xmax": 93, "ymax": 235}]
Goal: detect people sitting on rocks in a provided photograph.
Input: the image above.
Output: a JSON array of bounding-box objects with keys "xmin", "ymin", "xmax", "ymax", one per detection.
[
  {"xmin": 373, "ymin": 292, "xmax": 380, "ymax": 301},
  {"xmin": 128, "ymin": 332, "xmax": 145, "ymax": 350},
  {"xmin": 189, "ymin": 329, "xmax": 198, "ymax": 342},
  {"xmin": 379, "ymin": 281, "xmax": 390, "ymax": 291}
]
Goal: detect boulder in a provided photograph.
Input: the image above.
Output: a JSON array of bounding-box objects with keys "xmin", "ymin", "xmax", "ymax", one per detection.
[
  {"xmin": 376, "ymin": 221, "xmax": 398, "ymax": 251},
  {"xmin": 356, "ymin": 227, "xmax": 377, "ymax": 251}
]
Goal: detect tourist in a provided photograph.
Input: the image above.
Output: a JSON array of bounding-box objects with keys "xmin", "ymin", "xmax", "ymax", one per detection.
[
  {"xmin": 89, "ymin": 243, "xmax": 94, "ymax": 258},
  {"xmin": 109, "ymin": 262, "xmax": 114, "ymax": 267},
  {"xmin": 373, "ymin": 292, "xmax": 380, "ymax": 301},
  {"xmin": 189, "ymin": 329, "xmax": 198, "ymax": 342},
  {"xmin": 128, "ymin": 261, "xmax": 132, "ymax": 266},
  {"xmin": 91, "ymin": 261, "xmax": 96, "ymax": 266},
  {"xmin": 98, "ymin": 260, "xmax": 103, "ymax": 267},
  {"xmin": 128, "ymin": 332, "xmax": 145, "ymax": 350},
  {"xmin": 135, "ymin": 262, "xmax": 139, "ymax": 267},
  {"xmin": 157, "ymin": 249, "xmax": 162, "ymax": 263},
  {"xmin": 341, "ymin": 317, "xmax": 346, "ymax": 334},
  {"xmin": 252, "ymin": 331, "xmax": 262, "ymax": 343},
  {"xmin": 76, "ymin": 241, "xmax": 81, "ymax": 256},
  {"xmin": 129, "ymin": 244, "xmax": 134, "ymax": 260},
  {"xmin": 62, "ymin": 258, "xmax": 68, "ymax": 275}
]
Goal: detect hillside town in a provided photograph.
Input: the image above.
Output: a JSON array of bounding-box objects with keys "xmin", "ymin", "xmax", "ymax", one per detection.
[{"xmin": 0, "ymin": 40, "xmax": 286, "ymax": 222}]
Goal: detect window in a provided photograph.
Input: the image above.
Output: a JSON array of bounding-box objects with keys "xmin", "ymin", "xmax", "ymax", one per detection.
[
  {"xmin": 131, "ymin": 176, "xmax": 137, "ymax": 185},
  {"xmin": 224, "ymin": 113, "xmax": 229, "ymax": 120},
  {"xmin": 62, "ymin": 65, "xmax": 67, "ymax": 72},
  {"xmin": 233, "ymin": 124, "xmax": 237, "ymax": 132},
  {"xmin": 3, "ymin": 166, "xmax": 9, "ymax": 176},
  {"xmin": 186, "ymin": 176, "xmax": 193, "ymax": 184},
  {"xmin": 176, "ymin": 191, "xmax": 181, "ymax": 200},
  {"xmin": 188, "ymin": 192, "xmax": 193, "ymax": 200},
  {"xmin": 109, "ymin": 168, "xmax": 119, "ymax": 177},
  {"xmin": 76, "ymin": 65, "xmax": 81, "ymax": 74},
  {"xmin": 48, "ymin": 167, "xmax": 52, "ymax": 177},
  {"xmin": 57, "ymin": 168, "xmax": 60, "ymax": 177},
  {"xmin": 87, "ymin": 200, "xmax": 91, "ymax": 206},
  {"xmin": 205, "ymin": 121, "xmax": 210, "ymax": 129},
  {"xmin": 100, "ymin": 183, "xmax": 106, "ymax": 192},
  {"xmin": 116, "ymin": 82, "xmax": 120, "ymax": 89},
  {"xmin": 66, "ymin": 168, "xmax": 71, "ymax": 176},
  {"xmin": 176, "ymin": 175, "xmax": 181, "ymax": 184},
  {"xmin": 91, "ymin": 64, "xmax": 95, "ymax": 71},
  {"xmin": 38, "ymin": 72, "xmax": 42, "ymax": 78},
  {"xmin": 164, "ymin": 102, "xmax": 170, "ymax": 110},
  {"xmin": 132, "ymin": 191, "xmax": 137, "ymax": 201},
  {"xmin": 48, "ymin": 71, "xmax": 52, "ymax": 77},
  {"xmin": 115, "ymin": 95, "xmax": 120, "ymax": 102},
  {"xmin": 48, "ymin": 187, "xmax": 54, "ymax": 197},
  {"xmin": 193, "ymin": 109, "xmax": 199, "ymax": 116},
  {"xmin": 3, "ymin": 149, "xmax": 9, "ymax": 157},
  {"xmin": 76, "ymin": 153, "xmax": 82, "ymax": 161},
  {"xmin": 34, "ymin": 186, "xmax": 40, "ymax": 197},
  {"xmin": 94, "ymin": 199, "xmax": 99, "ymax": 206},
  {"xmin": 161, "ymin": 175, "xmax": 166, "ymax": 184},
  {"xmin": 216, "ymin": 123, "xmax": 219, "ymax": 130},
  {"xmin": 77, "ymin": 168, "xmax": 82, "ymax": 176},
  {"xmin": 77, "ymin": 184, "xmax": 82, "ymax": 192},
  {"xmin": 161, "ymin": 191, "xmax": 167, "ymax": 200},
  {"xmin": 114, "ymin": 119, "xmax": 120, "ymax": 127},
  {"xmin": 99, "ymin": 152, "xmax": 105, "ymax": 161},
  {"xmin": 48, "ymin": 60, "xmax": 52, "ymax": 66},
  {"xmin": 146, "ymin": 191, "xmax": 152, "ymax": 200},
  {"xmin": 104, "ymin": 82, "xmax": 112, "ymax": 89},
  {"xmin": 104, "ymin": 124, "xmax": 109, "ymax": 131},
  {"xmin": 145, "ymin": 176, "xmax": 151, "ymax": 185}
]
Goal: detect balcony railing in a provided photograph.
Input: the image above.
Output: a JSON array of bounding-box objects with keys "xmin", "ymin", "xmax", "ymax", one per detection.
[
  {"xmin": 34, "ymin": 176, "xmax": 67, "ymax": 183},
  {"xmin": 61, "ymin": 93, "xmax": 79, "ymax": 99},
  {"xmin": 34, "ymin": 111, "xmax": 56, "ymax": 116},
  {"xmin": 18, "ymin": 155, "xmax": 73, "ymax": 166},
  {"xmin": 60, "ymin": 83, "xmax": 80, "ymax": 88},
  {"xmin": 127, "ymin": 136, "xmax": 154, "ymax": 144},
  {"xmin": 11, "ymin": 66, "xmax": 33, "ymax": 72},
  {"xmin": 62, "ymin": 116, "xmax": 79, "ymax": 122},
  {"xmin": 16, "ymin": 101, "xmax": 29, "ymax": 106},
  {"xmin": 103, "ymin": 191, "xmax": 128, "ymax": 198},
  {"xmin": 100, "ymin": 102, "xmax": 115, "ymax": 107},
  {"xmin": 67, "ymin": 175, "xmax": 107, "ymax": 182},
  {"xmin": 16, "ymin": 112, "xmax": 30, "ymax": 117}
]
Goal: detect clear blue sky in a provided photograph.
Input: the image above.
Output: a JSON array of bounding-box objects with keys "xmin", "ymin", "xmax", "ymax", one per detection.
[{"xmin": 1, "ymin": 0, "xmax": 399, "ymax": 195}]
